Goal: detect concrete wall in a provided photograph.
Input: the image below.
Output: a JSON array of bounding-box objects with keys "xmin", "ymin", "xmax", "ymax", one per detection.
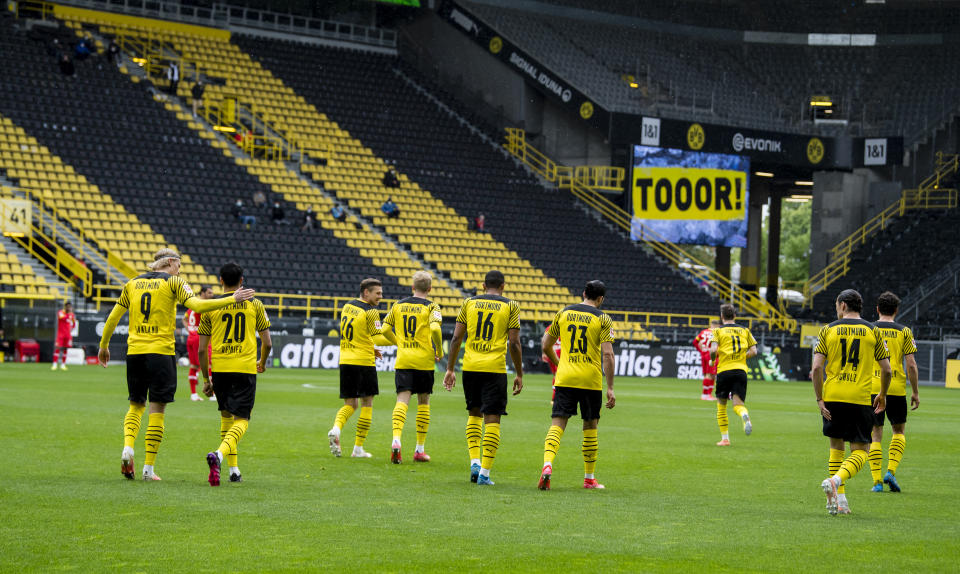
[
  {"xmin": 397, "ymin": 10, "xmax": 611, "ymax": 166},
  {"xmin": 809, "ymin": 168, "xmax": 899, "ymax": 274}
]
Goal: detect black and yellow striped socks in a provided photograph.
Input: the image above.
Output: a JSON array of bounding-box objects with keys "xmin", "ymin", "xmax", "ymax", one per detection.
[
  {"xmin": 869, "ymin": 441, "xmax": 883, "ymax": 483},
  {"xmin": 220, "ymin": 414, "xmax": 238, "ymax": 467},
  {"xmin": 392, "ymin": 401, "xmax": 408, "ymax": 443},
  {"xmin": 838, "ymin": 450, "xmax": 867, "ymax": 483},
  {"xmin": 144, "ymin": 412, "xmax": 164, "ymax": 467},
  {"xmin": 480, "ymin": 423, "xmax": 501, "ymax": 472},
  {"xmin": 123, "ymin": 403, "xmax": 145, "ymax": 449},
  {"xmin": 888, "ymin": 434, "xmax": 905, "ymax": 474},
  {"xmin": 829, "ymin": 448, "xmax": 846, "ymax": 494},
  {"xmin": 415, "ymin": 404, "xmax": 430, "ymax": 451},
  {"xmin": 466, "ymin": 416, "xmax": 483, "ymax": 462},
  {"xmin": 354, "ymin": 406, "xmax": 372, "ymax": 447},
  {"xmin": 218, "ymin": 419, "xmax": 248, "ymax": 459},
  {"xmin": 333, "ymin": 404, "xmax": 355, "ymax": 431},
  {"xmin": 717, "ymin": 402, "xmax": 729, "ymax": 439},
  {"xmin": 582, "ymin": 428, "xmax": 598, "ymax": 477},
  {"xmin": 543, "ymin": 425, "xmax": 563, "ymax": 465}
]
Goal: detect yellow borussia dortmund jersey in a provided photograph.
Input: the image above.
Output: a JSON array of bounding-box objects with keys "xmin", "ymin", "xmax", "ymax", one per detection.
[
  {"xmin": 455, "ymin": 294, "xmax": 521, "ymax": 373},
  {"xmin": 713, "ymin": 324, "xmax": 757, "ymax": 373},
  {"xmin": 117, "ymin": 272, "xmax": 197, "ymax": 355},
  {"xmin": 871, "ymin": 321, "xmax": 917, "ymax": 396},
  {"xmin": 548, "ymin": 304, "xmax": 614, "ymax": 390},
  {"xmin": 384, "ymin": 296, "xmax": 442, "ymax": 371},
  {"xmin": 815, "ymin": 318, "xmax": 890, "ymax": 405},
  {"xmin": 339, "ymin": 299, "xmax": 383, "ymax": 367},
  {"xmin": 197, "ymin": 294, "xmax": 270, "ymax": 375}
]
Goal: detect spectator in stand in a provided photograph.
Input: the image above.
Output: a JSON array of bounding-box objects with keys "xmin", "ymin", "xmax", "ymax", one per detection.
[
  {"xmin": 302, "ymin": 206, "xmax": 316, "ymax": 232},
  {"xmin": 74, "ymin": 35, "xmax": 92, "ymax": 61},
  {"xmin": 166, "ymin": 61, "xmax": 180, "ymax": 95},
  {"xmin": 381, "ymin": 197, "xmax": 400, "ymax": 219},
  {"xmin": 475, "ymin": 213, "xmax": 487, "ymax": 233},
  {"xmin": 231, "ymin": 199, "xmax": 256, "ymax": 229},
  {"xmin": 191, "ymin": 80, "xmax": 205, "ymax": 116},
  {"xmin": 252, "ymin": 190, "xmax": 267, "ymax": 210},
  {"xmin": 331, "ymin": 203, "xmax": 347, "ymax": 223},
  {"xmin": 271, "ymin": 202, "xmax": 288, "ymax": 225},
  {"xmin": 58, "ymin": 53, "xmax": 75, "ymax": 76},
  {"xmin": 107, "ymin": 40, "xmax": 120, "ymax": 66},
  {"xmin": 383, "ymin": 166, "xmax": 400, "ymax": 188},
  {"xmin": 47, "ymin": 38, "xmax": 62, "ymax": 58}
]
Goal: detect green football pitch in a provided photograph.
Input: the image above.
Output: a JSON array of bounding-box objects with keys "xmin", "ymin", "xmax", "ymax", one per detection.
[{"xmin": 1, "ymin": 364, "xmax": 958, "ymax": 572}]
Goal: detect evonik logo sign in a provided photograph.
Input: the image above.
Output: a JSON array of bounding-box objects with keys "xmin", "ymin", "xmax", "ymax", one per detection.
[{"xmin": 732, "ymin": 132, "xmax": 782, "ymax": 153}]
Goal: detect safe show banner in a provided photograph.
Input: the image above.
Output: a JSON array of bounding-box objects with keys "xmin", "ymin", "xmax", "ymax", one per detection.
[
  {"xmin": 438, "ymin": 0, "xmax": 610, "ymax": 130},
  {"xmin": 613, "ymin": 341, "xmax": 789, "ymax": 381}
]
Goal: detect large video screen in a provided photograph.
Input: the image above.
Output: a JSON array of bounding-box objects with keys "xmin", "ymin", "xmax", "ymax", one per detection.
[{"xmin": 631, "ymin": 145, "xmax": 749, "ymax": 247}]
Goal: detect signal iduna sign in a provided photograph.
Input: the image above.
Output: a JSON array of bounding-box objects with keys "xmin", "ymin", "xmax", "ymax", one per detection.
[{"xmin": 632, "ymin": 167, "xmax": 747, "ymax": 221}]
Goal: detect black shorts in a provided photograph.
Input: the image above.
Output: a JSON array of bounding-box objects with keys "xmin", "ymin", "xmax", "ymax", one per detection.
[
  {"xmin": 340, "ymin": 364, "xmax": 379, "ymax": 399},
  {"xmin": 552, "ymin": 386, "xmax": 602, "ymax": 421},
  {"xmin": 872, "ymin": 394, "xmax": 908, "ymax": 426},
  {"xmin": 396, "ymin": 369, "xmax": 434, "ymax": 395},
  {"xmin": 213, "ymin": 372, "xmax": 257, "ymax": 420},
  {"xmin": 462, "ymin": 371, "xmax": 508, "ymax": 415},
  {"xmin": 126, "ymin": 354, "xmax": 177, "ymax": 404},
  {"xmin": 716, "ymin": 369, "xmax": 748, "ymax": 401},
  {"xmin": 822, "ymin": 401, "xmax": 875, "ymax": 444}
]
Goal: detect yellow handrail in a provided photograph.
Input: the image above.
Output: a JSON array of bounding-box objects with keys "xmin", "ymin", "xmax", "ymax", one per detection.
[
  {"xmin": 803, "ymin": 152, "xmax": 959, "ymax": 308},
  {"xmin": 15, "ymin": 187, "xmax": 135, "ymax": 285},
  {"xmin": 503, "ymin": 128, "xmax": 797, "ymax": 332},
  {"xmin": 12, "ymin": 222, "xmax": 93, "ymax": 297},
  {"xmin": 12, "ymin": 0, "xmax": 56, "ymax": 20}
]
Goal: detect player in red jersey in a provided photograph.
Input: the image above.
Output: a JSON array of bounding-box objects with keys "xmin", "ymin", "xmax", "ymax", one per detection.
[
  {"xmin": 184, "ymin": 286, "xmax": 214, "ymax": 401},
  {"xmin": 52, "ymin": 301, "xmax": 76, "ymax": 371},
  {"xmin": 693, "ymin": 319, "xmax": 722, "ymax": 400},
  {"xmin": 542, "ymin": 332, "xmax": 562, "ymax": 405}
]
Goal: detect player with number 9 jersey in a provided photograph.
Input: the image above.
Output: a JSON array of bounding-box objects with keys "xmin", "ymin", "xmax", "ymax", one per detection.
[{"xmin": 98, "ymin": 249, "xmax": 255, "ymax": 482}]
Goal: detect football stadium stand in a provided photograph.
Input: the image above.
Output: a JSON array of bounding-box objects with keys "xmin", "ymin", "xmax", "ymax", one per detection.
[
  {"xmin": 0, "ymin": 13, "xmax": 416, "ymax": 305},
  {"xmin": 231, "ymin": 36, "xmax": 727, "ymax": 322},
  {"xmin": 459, "ymin": 1, "xmax": 960, "ymax": 142}
]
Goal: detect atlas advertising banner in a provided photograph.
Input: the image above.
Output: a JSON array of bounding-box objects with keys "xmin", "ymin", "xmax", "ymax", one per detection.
[
  {"xmin": 614, "ymin": 342, "xmax": 789, "ymax": 381},
  {"xmin": 277, "ymin": 336, "xmax": 398, "ymax": 371},
  {"xmin": 630, "ymin": 145, "xmax": 749, "ymax": 247}
]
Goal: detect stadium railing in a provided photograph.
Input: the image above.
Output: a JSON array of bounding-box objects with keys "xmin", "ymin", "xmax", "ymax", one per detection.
[
  {"xmin": 503, "ymin": 128, "xmax": 798, "ymax": 332},
  {"xmin": 13, "ymin": 187, "xmax": 135, "ymax": 287},
  {"xmin": 10, "ymin": 220, "xmax": 93, "ymax": 298},
  {"xmin": 803, "ymin": 152, "xmax": 959, "ymax": 308}
]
